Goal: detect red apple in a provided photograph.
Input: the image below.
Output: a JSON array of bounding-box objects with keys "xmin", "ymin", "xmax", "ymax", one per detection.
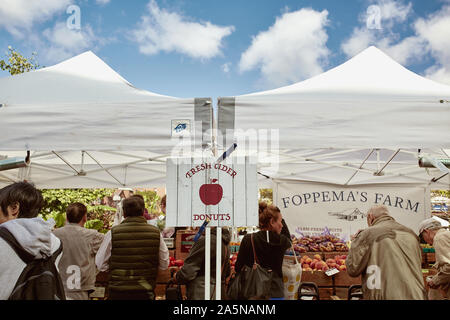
[
  {"xmin": 199, "ymin": 179, "xmax": 223, "ymax": 205},
  {"xmin": 313, "ymin": 254, "xmax": 322, "ymax": 261},
  {"xmin": 175, "ymin": 259, "xmax": 184, "ymax": 267}
]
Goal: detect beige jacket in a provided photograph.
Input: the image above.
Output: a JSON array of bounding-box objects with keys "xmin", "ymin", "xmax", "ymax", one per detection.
[
  {"xmin": 53, "ymin": 223, "xmax": 104, "ymax": 293},
  {"xmin": 346, "ymin": 215, "xmax": 426, "ymax": 300},
  {"xmin": 431, "ymin": 229, "xmax": 450, "ymax": 297}
]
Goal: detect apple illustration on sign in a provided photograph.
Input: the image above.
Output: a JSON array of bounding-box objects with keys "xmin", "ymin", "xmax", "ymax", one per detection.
[{"xmin": 199, "ymin": 179, "xmax": 223, "ymax": 205}]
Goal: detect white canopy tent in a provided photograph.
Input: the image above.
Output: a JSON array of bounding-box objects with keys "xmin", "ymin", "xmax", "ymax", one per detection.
[
  {"xmin": 218, "ymin": 46, "xmax": 450, "ymax": 189},
  {"xmin": 0, "ymin": 51, "xmax": 212, "ymax": 188}
]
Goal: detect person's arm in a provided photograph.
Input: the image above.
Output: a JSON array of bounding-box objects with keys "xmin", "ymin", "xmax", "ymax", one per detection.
[
  {"xmin": 90, "ymin": 231, "xmax": 105, "ymax": 255},
  {"xmin": 235, "ymin": 235, "xmax": 252, "ymax": 273},
  {"xmin": 345, "ymin": 230, "xmax": 371, "ymax": 277},
  {"xmin": 95, "ymin": 230, "xmax": 112, "ymax": 272},
  {"xmin": 159, "ymin": 233, "xmax": 170, "ymax": 270},
  {"xmin": 431, "ymin": 235, "xmax": 450, "ymax": 287},
  {"xmin": 176, "ymin": 238, "xmax": 205, "ymax": 284}
]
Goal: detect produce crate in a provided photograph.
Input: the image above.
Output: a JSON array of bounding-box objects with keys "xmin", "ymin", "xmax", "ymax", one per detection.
[
  {"xmin": 301, "ymin": 270, "xmax": 333, "ymax": 287},
  {"xmin": 334, "ymin": 271, "xmax": 361, "ymax": 286},
  {"xmin": 322, "ymin": 252, "xmax": 348, "ymax": 260},
  {"xmin": 294, "ymin": 252, "xmax": 325, "ymax": 260},
  {"xmin": 318, "ymin": 287, "xmax": 348, "ymax": 300}
]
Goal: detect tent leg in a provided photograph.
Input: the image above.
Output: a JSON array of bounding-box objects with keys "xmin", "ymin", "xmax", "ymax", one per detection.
[
  {"xmin": 205, "ymin": 227, "xmax": 211, "ymax": 300},
  {"xmin": 215, "ymin": 227, "xmax": 222, "ymax": 300}
]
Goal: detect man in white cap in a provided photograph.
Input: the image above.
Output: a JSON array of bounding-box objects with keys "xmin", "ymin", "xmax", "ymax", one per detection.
[{"xmin": 419, "ymin": 218, "xmax": 450, "ymax": 299}]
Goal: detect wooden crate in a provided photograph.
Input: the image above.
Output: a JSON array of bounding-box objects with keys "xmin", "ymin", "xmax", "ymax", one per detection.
[
  {"xmin": 301, "ymin": 270, "xmax": 333, "ymax": 286},
  {"xmin": 322, "ymin": 252, "xmax": 348, "ymax": 260},
  {"xmin": 334, "ymin": 271, "xmax": 361, "ymax": 286},
  {"xmin": 318, "ymin": 287, "xmax": 348, "ymax": 300}
]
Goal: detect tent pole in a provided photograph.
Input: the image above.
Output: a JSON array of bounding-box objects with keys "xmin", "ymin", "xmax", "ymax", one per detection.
[
  {"xmin": 374, "ymin": 149, "xmax": 400, "ymax": 176},
  {"xmin": 205, "ymin": 226, "xmax": 211, "ymax": 300},
  {"xmin": 344, "ymin": 149, "xmax": 374, "ymax": 185},
  {"xmin": 432, "ymin": 172, "xmax": 449, "ymax": 183},
  {"xmin": 52, "ymin": 151, "xmax": 81, "ymax": 175},
  {"xmin": 84, "ymin": 151, "xmax": 125, "ymax": 186}
]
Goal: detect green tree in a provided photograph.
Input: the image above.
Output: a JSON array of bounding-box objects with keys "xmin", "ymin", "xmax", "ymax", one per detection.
[
  {"xmin": 259, "ymin": 188, "xmax": 273, "ymax": 205},
  {"xmin": 135, "ymin": 190, "xmax": 161, "ymax": 215},
  {"xmin": 40, "ymin": 189, "xmax": 116, "ymax": 232},
  {"xmin": 0, "ymin": 46, "xmax": 40, "ymax": 75}
]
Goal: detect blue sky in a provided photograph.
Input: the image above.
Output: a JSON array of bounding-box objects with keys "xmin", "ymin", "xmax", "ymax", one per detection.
[{"xmin": 1, "ymin": 0, "xmax": 450, "ymax": 99}]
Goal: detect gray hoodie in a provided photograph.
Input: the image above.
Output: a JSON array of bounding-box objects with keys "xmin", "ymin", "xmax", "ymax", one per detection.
[{"xmin": 0, "ymin": 217, "xmax": 62, "ymax": 300}]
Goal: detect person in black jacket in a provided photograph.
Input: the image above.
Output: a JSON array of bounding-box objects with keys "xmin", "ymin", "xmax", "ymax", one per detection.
[
  {"xmin": 234, "ymin": 202, "xmax": 291, "ymax": 299},
  {"xmin": 175, "ymin": 227, "xmax": 231, "ymax": 300}
]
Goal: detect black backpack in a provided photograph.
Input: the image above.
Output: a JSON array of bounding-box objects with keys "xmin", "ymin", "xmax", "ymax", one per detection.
[{"xmin": 0, "ymin": 226, "xmax": 66, "ymax": 300}]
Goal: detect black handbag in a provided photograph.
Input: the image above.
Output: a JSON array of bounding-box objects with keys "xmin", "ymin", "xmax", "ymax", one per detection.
[{"xmin": 226, "ymin": 234, "xmax": 273, "ymax": 300}]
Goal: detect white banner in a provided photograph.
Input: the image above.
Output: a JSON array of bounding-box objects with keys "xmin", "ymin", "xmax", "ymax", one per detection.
[{"xmin": 274, "ymin": 181, "xmax": 430, "ymax": 240}]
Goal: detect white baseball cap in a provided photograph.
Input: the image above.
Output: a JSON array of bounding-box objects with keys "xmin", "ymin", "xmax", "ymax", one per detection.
[{"xmin": 418, "ymin": 218, "xmax": 442, "ymax": 235}]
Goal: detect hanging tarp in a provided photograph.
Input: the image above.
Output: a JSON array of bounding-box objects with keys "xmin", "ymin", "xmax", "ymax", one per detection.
[{"xmin": 274, "ymin": 180, "xmax": 431, "ymax": 239}]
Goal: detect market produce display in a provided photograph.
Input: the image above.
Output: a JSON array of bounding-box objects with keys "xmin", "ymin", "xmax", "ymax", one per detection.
[
  {"xmin": 291, "ymin": 234, "xmax": 349, "ymax": 253},
  {"xmin": 169, "ymin": 256, "xmax": 184, "ymax": 267},
  {"xmin": 300, "ymin": 254, "xmax": 347, "ymax": 272}
]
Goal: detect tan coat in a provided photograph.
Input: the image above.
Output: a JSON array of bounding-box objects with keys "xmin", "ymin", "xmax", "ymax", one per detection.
[
  {"xmin": 53, "ymin": 223, "xmax": 104, "ymax": 295},
  {"xmin": 346, "ymin": 215, "xmax": 426, "ymax": 300},
  {"xmin": 431, "ymin": 229, "xmax": 450, "ymax": 298}
]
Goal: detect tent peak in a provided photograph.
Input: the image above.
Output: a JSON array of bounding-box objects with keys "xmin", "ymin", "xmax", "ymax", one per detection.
[
  {"xmin": 243, "ymin": 45, "xmax": 450, "ymax": 97},
  {"xmin": 44, "ymin": 50, "xmax": 132, "ymax": 85}
]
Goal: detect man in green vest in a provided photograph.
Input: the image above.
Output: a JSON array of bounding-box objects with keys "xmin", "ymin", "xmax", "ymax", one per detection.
[{"xmin": 96, "ymin": 195, "xmax": 169, "ymax": 300}]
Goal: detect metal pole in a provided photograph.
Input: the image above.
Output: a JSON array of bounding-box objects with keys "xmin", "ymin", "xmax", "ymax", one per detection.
[
  {"xmin": 215, "ymin": 224, "xmax": 222, "ymax": 300},
  {"xmin": 205, "ymin": 226, "xmax": 211, "ymax": 300}
]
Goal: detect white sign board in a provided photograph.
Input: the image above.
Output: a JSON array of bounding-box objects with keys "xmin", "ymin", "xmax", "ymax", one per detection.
[
  {"xmin": 274, "ymin": 181, "xmax": 430, "ymax": 240},
  {"xmin": 166, "ymin": 156, "xmax": 258, "ymax": 227}
]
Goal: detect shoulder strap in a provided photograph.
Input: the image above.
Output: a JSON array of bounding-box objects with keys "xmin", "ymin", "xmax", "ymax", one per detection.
[
  {"xmin": 0, "ymin": 227, "xmax": 34, "ymax": 263},
  {"xmin": 250, "ymin": 233, "xmax": 259, "ymax": 265},
  {"xmin": 51, "ymin": 241, "xmax": 63, "ymax": 263}
]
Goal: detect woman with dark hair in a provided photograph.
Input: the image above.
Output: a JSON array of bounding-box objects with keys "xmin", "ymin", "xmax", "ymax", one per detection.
[{"xmin": 234, "ymin": 202, "xmax": 291, "ymax": 299}]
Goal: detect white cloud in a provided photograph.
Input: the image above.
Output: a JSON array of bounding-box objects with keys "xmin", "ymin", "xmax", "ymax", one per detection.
[
  {"xmin": 130, "ymin": 0, "xmax": 234, "ymax": 60},
  {"xmin": 96, "ymin": 0, "xmax": 111, "ymax": 5},
  {"xmin": 342, "ymin": 0, "xmax": 418, "ymax": 63},
  {"xmin": 222, "ymin": 62, "xmax": 231, "ymax": 74},
  {"xmin": 414, "ymin": 5, "xmax": 450, "ymax": 84},
  {"xmin": 239, "ymin": 8, "xmax": 330, "ymax": 87},
  {"xmin": 0, "ymin": 0, "xmax": 70, "ymax": 37},
  {"xmin": 41, "ymin": 21, "xmax": 98, "ymax": 63},
  {"xmin": 372, "ymin": 0, "xmax": 412, "ymax": 25},
  {"xmin": 342, "ymin": 0, "xmax": 450, "ymax": 85}
]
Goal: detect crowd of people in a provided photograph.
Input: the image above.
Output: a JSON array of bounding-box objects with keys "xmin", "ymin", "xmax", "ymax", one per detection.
[{"xmin": 0, "ymin": 181, "xmax": 448, "ymax": 300}]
